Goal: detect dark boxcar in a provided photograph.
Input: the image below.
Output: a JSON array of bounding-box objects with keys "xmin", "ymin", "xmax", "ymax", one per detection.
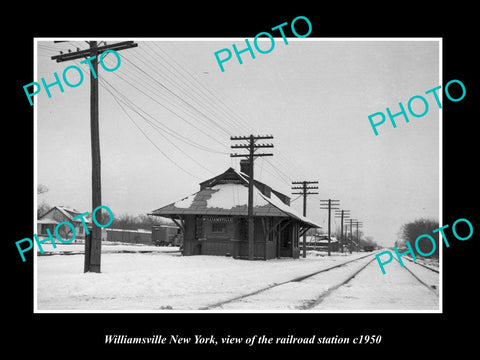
[{"xmin": 152, "ymin": 225, "xmax": 181, "ymax": 246}]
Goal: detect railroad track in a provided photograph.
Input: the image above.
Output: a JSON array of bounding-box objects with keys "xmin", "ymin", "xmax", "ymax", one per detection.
[
  {"xmin": 201, "ymin": 249, "xmax": 439, "ymax": 310},
  {"xmin": 300, "ymin": 255, "xmax": 377, "ymax": 310},
  {"xmin": 200, "ymin": 252, "xmax": 379, "ymax": 310},
  {"xmin": 395, "ymin": 257, "xmax": 439, "ymax": 295},
  {"xmin": 403, "ymin": 255, "xmax": 439, "ymax": 273},
  {"xmin": 307, "ymin": 254, "xmax": 439, "ymax": 310}
]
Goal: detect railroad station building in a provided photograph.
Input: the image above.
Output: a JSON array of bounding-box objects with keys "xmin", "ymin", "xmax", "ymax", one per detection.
[{"xmin": 149, "ymin": 162, "xmax": 320, "ymax": 260}]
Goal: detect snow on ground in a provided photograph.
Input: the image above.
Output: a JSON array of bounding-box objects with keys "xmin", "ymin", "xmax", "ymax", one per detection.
[
  {"xmin": 37, "ymin": 242, "xmax": 177, "ymax": 255},
  {"xmin": 36, "ymin": 245, "xmax": 439, "ymax": 312},
  {"xmin": 36, "ymin": 245, "xmax": 366, "ymax": 311},
  {"xmin": 216, "ymin": 255, "xmax": 376, "ymax": 310},
  {"xmin": 316, "ymin": 258, "xmax": 439, "ymax": 311},
  {"xmin": 402, "ymin": 258, "xmax": 439, "ymax": 293}
]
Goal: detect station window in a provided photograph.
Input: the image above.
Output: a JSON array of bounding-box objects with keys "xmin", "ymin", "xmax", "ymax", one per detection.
[{"xmin": 211, "ymin": 222, "xmax": 227, "ymax": 233}]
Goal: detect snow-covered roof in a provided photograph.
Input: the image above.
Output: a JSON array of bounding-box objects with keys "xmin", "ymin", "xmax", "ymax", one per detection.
[
  {"xmin": 57, "ymin": 205, "xmax": 81, "ymax": 214},
  {"xmin": 39, "ymin": 205, "xmax": 92, "ymax": 223},
  {"xmin": 106, "ymin": 228, "xmax": 152, "ymax": 234},
  {"xmin": 37, "ymin": 218, "xmax": 59, "ymax": 224},
  {"xmin": 306, "ymin": 235, "xmax": 337, "ymax": 243},
  {"xmin": 150, "ymin": 168, "xmax": 321, "ymax": 228}
]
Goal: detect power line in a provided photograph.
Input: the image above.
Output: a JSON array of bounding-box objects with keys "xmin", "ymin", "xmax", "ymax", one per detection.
[
  {"xmin": 123, "ymin": 49, "xmax": 230, "ymax": 134},
  {"xmin": 46, "ymin": 41, "xmax": 318, "ymax": 189},
  {"xmin": 133, "ymin": 45, "xmax": 245, "ymax": 135},
  {"xmin": 99, "ymin": 50, "xmax": 298, "ymax": 190},
  {"xmin": 147, "ymin": 42, "xmax": 308, "ymax": 182},
  {"xmin": 74, "ymin": 58, "xmax": 220, "ymax": 181},
  {"xmin": 130, "ymin": 45, "xmax": 350, "ymax": 224},
  {"xmin": 107, "ymin": 88, "xmax": 207, "ymax": 180},
  {"xmin": 72, "ymin": 58, "xmax": 225, "ymax": 158},
  {"xmin": 122, "ymin": 42, "xmax": 310, "ymax": 191},
  {"xmin": 150, "ymin": 42, "xmax": 257, "ymax": 135},
  {"xmin": 99, "ymin": 76, "xmax": 228, "ymax": 155},
  {"xmin": 105, "ymin": 64, "xmax": 230, "ymax": 149},
  {"xmin": 99, "ymin": 77, "xmax": 218, "ymax": 176},
  {"xmin": 290, "ymin": 194, "xmax": 303, "ymax": 202},
  {"xmin": 120, "ymin": 52, "xmax": 233, "ymax": 136},
  {"xmin": 73, "ymin": 42, "xmax": 352, "ymax": 228}
]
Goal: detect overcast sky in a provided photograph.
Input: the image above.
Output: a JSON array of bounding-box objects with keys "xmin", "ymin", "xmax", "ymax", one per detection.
[{"xmin": 35, "ymin": 38, "xmax": 440, "ymax": 247}]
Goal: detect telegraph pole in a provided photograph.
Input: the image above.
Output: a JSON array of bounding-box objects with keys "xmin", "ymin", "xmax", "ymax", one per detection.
[
  {"xmin": 352, "ymin": 221, "xmax": 363, "ymax": 252},
  {"xmin": 231, "ymin": 135, "xmax": 274, "ymax": 260},
  {"xmin": 334, "ymin": 209, "xmax": 350, "ymax": 253},
  {"xmin": 344, "ymin": 223, "xmax": 352, "ymax": 254},
  {"xmin": 349, "ymin": 218, "xmax": 357, "ymax": 253},
  {"xmin": 292, "ymin": 181, "xmax": 319, "ymax": 258},
  {"xmin": 345, "ymin": 224, "xmax": 351, "ymax": 253},
  {"xmin": 320, "ymin": 199, "xmax": 340, "ymax": 256},
  {"xmin": 51, "ymin": 40, "xmax": 138, "ymax": 273}
]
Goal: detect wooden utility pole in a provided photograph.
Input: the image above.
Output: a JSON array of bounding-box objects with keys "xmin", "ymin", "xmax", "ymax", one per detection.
[
  {"xmin": 345, "ymin": 224, "xmax": 351, "ymax": 253},
  {"xmin": 349, "ymin": 218, "xmax": 357, "ymax": 254},
  {"xmin": 231, "ymin": 135, "xmax": 273, "ymax": 260},
  {"xmin": 344, "ymin": 224, "xmax": 351, "ymax": 254},
  {"xmin": 89, "ymin": 41, "xmax": 101, "ymax": 273},
  {"xmin": 352, "ymin": 221, "xmax": 363, "ymax": 252},
  {"xmin": 51, "ymin": 40, "xmax": 138, "ymax": 273},
  {"xmin": 291, "ymin": 181, "xmax": 318, "ymax": 258},
  {"xmin": 320, "ymin": 199, "xmax": 339, "ymax": 256},
  {"xmin": 334, "ymin": 209, "xmax": 350, "ymax": 253}
]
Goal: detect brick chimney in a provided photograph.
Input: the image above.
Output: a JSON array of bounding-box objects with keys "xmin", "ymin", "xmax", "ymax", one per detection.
[{"xmin": 240, "ymin": 159, "xmax": 251, "ymax": 178}]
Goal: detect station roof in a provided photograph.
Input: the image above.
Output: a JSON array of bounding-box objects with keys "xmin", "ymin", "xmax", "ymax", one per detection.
[{"xmin": 150, "ymin": 168, "xmax": 321, "ymax": 228}]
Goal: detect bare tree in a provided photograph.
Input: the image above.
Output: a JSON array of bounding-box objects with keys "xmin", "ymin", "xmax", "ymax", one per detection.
[
  {"xmin": 399, "ymin": 218, "xmax": 439, "ymax": 258},
  {"xmin": 37, "ymin": 184, "xmax": 49, "ymax": 195},
  {"xmin": 37, "ymin": 202, "xmax": 51, "ymax": 219},
  {"xmin": 37, "ymin": 184, "xmax": 50, "ymax": 219},
  {"xmin": 110, "ymin": 213, "xmax": 173, "ymax": 230}
]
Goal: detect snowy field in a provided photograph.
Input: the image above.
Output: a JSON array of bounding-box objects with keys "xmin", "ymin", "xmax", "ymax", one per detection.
[
  {"xmin": 36, "ymin": 243, "xmax": 439, "ymax": 312},
  {"xmin": 36, "ymin": 243, "xmax": 368, "ymax": 311},
  {"xmin": 316, "ymin": 258, "xmax": 439, "ymax": 310},
  {"xmin": 36, "ymin": 241, "xmax": 175, "ymax": 255}
]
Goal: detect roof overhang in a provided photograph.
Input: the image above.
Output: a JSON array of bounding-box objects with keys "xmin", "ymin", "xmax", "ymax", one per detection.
[{"xmin": 150, "ymin": 184, "xmax": 321, "ymax": 228}]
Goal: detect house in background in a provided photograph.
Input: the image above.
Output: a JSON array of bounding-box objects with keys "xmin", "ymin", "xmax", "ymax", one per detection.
[
  {"xmin": 37, "ymin": 205, "xmax": 91, "ymax": 241},
  {"xmin": 149, "ymin": 162, "xmax": 321, "ymax": 260}
]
